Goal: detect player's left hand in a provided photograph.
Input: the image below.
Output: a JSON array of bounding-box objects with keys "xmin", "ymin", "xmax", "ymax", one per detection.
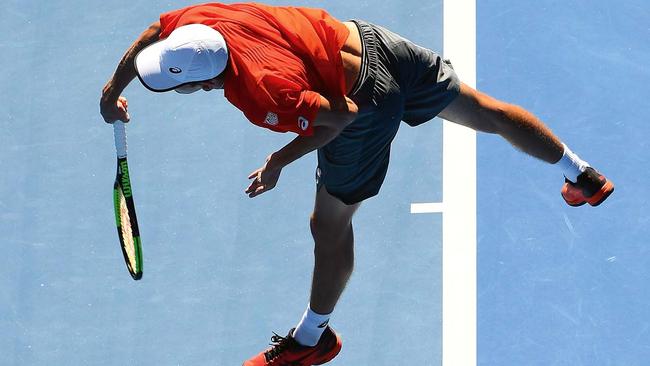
[{"xmin": 246, "ymin": 154, "xmax": 283, "ymax": 198}]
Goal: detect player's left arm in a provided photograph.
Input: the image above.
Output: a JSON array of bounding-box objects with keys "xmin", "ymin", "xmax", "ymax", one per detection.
[{"xmin": 245, "ymin": 94, "xmax": 358, "ymax": 198}]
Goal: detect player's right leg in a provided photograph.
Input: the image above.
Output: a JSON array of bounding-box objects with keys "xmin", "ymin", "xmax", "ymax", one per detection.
[
  {"xmin": 242, "ymin": 188, "xmax": 359, "ymax": 366},
  {"xmin": 308, "ymin": 187, "xmax": 360, "ymax": 315},
  {"xmin": 438, "ymin": 82, "xmax": 614, "ymax": 206}
]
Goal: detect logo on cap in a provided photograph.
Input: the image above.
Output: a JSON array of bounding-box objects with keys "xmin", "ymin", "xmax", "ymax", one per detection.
[
  {"xmin": 298, "ymin": 116, "xmax": 309, "ymax": 131},
  {"xmin": 169, "ymin": 67, "xmax": 182, "ymax": 74},
  {"xmin": 264, "ymin": 112, "xmax": 279, "ymax": 126}
]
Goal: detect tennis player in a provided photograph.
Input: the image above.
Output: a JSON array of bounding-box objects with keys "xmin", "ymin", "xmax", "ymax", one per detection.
[{"xmin": 100, "ymin": 3, "xmax": 614, "ymax": 365}]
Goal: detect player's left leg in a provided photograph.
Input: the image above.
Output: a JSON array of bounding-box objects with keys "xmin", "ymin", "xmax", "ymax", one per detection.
[
  {"xmin": 438, "ymin": 82, "xmax": 614, "ymax": 206},
  {"xmin": 439, "ymin": 82, "xmax": 564, "ymax": 162}
]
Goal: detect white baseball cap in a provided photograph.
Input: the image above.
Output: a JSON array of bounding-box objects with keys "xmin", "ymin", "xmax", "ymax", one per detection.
[{"xmin": 135, "ymin": 24, "xmax": 228, "ymax": 92}]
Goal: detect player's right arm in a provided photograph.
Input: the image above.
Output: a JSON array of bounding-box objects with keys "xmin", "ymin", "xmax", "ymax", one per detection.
[
  {"xmin": 100, "ymin": 21, "xmax": 161, "ymax": 123},
  {"xmin": 245, "ymin": 95, "xmax": 358, "ymax": 197}
]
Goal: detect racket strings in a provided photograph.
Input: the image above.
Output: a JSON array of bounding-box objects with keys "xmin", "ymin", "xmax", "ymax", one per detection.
[{"xmin": 118, "ymin": 191, "xmax": 137, "ymax": 268}]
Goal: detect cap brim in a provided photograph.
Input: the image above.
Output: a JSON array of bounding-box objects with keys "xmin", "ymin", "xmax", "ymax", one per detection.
[
  {"xmin": 174, "ymin": 84, "xmax": 203, "ymax": 94},
  {"xmin": 134, "ymin": 40, "xmax": 182, "ymax": 92}
]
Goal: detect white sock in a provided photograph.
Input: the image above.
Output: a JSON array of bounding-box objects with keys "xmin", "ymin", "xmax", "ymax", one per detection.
[
  {"xmin": 293, "ymin": 305, "xmax": 331, "ymax": 347},
  {"xmin": 556, "ymin": 143, "xmax": 589, "ymax": 182}
]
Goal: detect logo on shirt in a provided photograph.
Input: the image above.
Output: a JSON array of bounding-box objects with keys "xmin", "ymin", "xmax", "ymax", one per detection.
[
  {"xmin": 169, "ymin": 67, "xmax": 182, "ymax": 74},
  {"xmin": 264, "ymin": 112, "xmax": 279, "ymax": 126},
  {"xmin": 298, "ymin": 116, "xmax": 309, "ymax": 131}
]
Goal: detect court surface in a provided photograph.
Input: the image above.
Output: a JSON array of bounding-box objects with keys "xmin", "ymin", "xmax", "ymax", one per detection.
[{"xmin": 1, "ymin": 1, "xmax": 648, "ymax": 365}]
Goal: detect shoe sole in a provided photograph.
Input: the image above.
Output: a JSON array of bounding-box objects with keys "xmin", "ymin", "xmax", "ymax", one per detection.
[
  {"xmin": 586, "ymin": 180, "xmax": 614, "ymax": 206},
  {"xmin": 564, "ymin": 180, "xmax": 614, "ymax": 207},
  {"xmin": 313, "ymin": 336, "xmax": 342, "ymax": 365}
]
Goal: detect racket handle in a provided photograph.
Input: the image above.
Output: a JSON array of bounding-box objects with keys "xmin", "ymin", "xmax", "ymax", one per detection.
[{"xmin": 113, "ymin": 121, "xmax": 127, "ymax": 158}]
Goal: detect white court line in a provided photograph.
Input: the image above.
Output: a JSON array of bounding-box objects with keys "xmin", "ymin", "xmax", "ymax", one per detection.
[
  {"xmin": 442, "ymin": 0, "xmax": 477, "ymax": 365},
  {"xmin": 410, "ymin": 202, "xmax": 444, "ymax": 213}
]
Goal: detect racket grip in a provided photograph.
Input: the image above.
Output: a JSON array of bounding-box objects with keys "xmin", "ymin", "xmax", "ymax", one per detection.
[{"xmin": 113, "ymin": 121, "xmax": 127, "ymax": 158}]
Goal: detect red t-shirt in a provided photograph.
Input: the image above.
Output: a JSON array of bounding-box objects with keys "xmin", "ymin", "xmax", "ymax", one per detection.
[{"xmin": 159, "ymin": 2, "xmax": 350, "ymax": 136}]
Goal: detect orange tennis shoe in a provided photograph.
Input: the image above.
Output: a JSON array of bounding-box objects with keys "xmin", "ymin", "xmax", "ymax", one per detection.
[
  {"xmin": 243, "ymin": 327, "xmax": 342, "ymax": 366},
  {"xmin": 561, "ymin": 167, "xmax": 614, "ymax": 207}
]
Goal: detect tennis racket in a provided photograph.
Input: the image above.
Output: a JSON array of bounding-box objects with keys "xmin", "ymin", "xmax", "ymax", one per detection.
[{"xmin": 113, "ymin": 121, "xmax": 143, "ymax": 280}]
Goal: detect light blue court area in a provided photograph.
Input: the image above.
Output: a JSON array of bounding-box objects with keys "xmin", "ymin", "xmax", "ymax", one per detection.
[
  {"xmin": 477, "ymin": 1, "xmax": 650, "ymax": 365},
  {"xmin": 1, "ymin": 0, "xmax": 649, "ymax": 366}
]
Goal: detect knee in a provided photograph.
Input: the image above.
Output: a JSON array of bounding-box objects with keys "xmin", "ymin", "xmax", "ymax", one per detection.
[
  {"xmin": 310, "ymin": 214, "xmax": 349, "ymax": 248},
  {"xmin": 310, "ymin": 214, "xmax": 333, "ymax": 243},
  {"xmin": 476, "ymin": 93, "xmax": 515, "ymax": 134}
]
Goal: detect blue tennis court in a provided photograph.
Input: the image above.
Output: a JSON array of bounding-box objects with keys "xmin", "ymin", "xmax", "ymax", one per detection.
[{"xmin": 1, "ymin": 0, "xmax": 648, "ymax": 365}]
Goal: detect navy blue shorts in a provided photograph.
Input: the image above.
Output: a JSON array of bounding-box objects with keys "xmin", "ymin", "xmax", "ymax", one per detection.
[{"xmin": 316, "ymin": 20, "xmax": 461, "ymax": 205}]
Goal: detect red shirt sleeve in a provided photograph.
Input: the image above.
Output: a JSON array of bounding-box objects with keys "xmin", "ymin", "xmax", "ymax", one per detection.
[{"xmin": 254, "ymin": 73, "xmax": 321, "ymax": 136}]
